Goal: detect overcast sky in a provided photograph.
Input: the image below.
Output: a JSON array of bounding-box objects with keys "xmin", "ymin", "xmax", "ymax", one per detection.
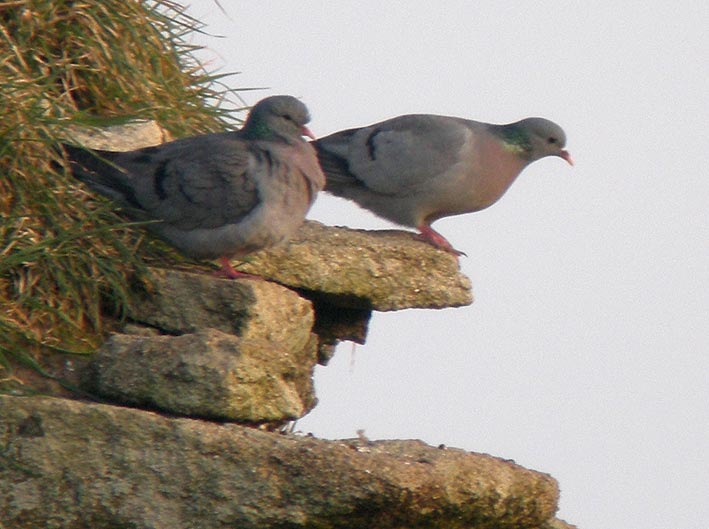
[{"xmin": 185, "ymin": 2, "xmax": 708, "ymax": 528}]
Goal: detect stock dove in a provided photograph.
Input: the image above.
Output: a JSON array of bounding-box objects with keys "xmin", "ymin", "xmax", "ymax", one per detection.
[
  {"xmin": 314, "ymin": 114, "xmax": 573, "ymax": 254},
  {"xmin": 64, "ymin": 95, "xmax": 325, "ymax": 278}
]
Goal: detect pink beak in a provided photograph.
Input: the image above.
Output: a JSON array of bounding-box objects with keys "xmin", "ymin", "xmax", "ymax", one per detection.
[
  {"xmin": 301, "ymin": 125, "xmax": 316, "ymax": 140},
  {"xmin": 560, "ymin": 149, "xmax": 574, "ymax": 166}
]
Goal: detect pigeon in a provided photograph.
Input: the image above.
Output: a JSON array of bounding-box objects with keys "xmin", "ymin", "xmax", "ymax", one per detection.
[
  {"xmin": 314, "ymin": 114, "xmax": 573, "ymax": 255},
  {"xmin": 64, "ymin": 95, "xmax": 325, "ymax": 279}
]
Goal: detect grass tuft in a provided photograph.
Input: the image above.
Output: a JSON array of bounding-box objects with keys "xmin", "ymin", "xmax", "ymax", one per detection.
[{"xmin": 1, "ymin": 0, "xmax": 245, "ymax": 392}]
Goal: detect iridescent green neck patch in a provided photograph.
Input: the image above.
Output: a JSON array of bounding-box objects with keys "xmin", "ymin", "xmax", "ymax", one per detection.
[{"xmin": 497, "ymin": 124, "xmax": 532, "ymax": 158}]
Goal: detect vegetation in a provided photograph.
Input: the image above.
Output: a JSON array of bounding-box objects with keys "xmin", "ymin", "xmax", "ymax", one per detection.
[{"xmin": 0, "ymin": 0, "xmax": 242, "ymax": 391}]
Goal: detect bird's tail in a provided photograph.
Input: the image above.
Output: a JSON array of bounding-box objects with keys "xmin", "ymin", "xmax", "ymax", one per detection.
[
  {"xmin": 61, "ymin": 144, "xmax": 140, "ymax": 208},
  {"xmin": 312, "ymin": 131, "xmax": 362, "ymax": 195}
]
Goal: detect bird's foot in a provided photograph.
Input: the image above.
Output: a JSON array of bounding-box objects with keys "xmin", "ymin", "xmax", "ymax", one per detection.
[
  {"xmin": 416, "ymin": 225, "xmax": 467, "ymax": 257},
  {"xmin": 214, "ymin": 257, "xmax": 262, "ymax": 280}
]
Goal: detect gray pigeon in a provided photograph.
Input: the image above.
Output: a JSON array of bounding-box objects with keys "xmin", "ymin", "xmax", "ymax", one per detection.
[
  {"xmin": 64, "ymin": 95, "xmax": 325, "ymax": 278},
  {"xmin": 314, "ymin": 114, "xmax": 573, "ymax": 255}
]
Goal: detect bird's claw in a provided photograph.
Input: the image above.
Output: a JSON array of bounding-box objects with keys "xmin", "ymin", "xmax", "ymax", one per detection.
[
  {"xmin": 415, "ymin": 226, "xmax": 466, "ymax": 257},
  {"xmin": 214, "ymin": 257, "xmax": 262, "ymax": 280}
]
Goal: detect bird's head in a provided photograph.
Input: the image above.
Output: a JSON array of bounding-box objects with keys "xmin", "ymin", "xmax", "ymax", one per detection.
[
  {"xmin": 499, "ymin": 117, "xmax": 573, "ymax": 165},
  {"xmin": 242, "ymin": 95, "xmax": 316, "ymax": 142}
]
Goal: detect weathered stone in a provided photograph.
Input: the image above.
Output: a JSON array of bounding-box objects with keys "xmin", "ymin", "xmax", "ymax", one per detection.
[
  {"xmin": 542, "ymin": 518, "xmax": 579, "ymax": 529},
  {"xmin": 0, "ymin": 395, "xmax": 561, "ymax": 529},
  {"xmin": 88, "ymin": 328, "xmax": 318, "ymax": 423},
  {"xmin": 63, "ymin": 119, "xmax": 170, "ymax": 150},
  {"xmin": 236, "ymin": 220, "xmax": 473, "ymax": 311},
  {"xmin": 311, "ymin": 300, "xmax": 371, "ymax": 364},
  {"xmin": 130, "ymin": 268, "xmax": 314, "ymax": 350}
]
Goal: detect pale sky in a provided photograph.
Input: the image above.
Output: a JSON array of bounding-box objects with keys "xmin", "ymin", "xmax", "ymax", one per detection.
[{"xmin": 186, "ymin": 2, "xmax": 709, "ymax": 528}]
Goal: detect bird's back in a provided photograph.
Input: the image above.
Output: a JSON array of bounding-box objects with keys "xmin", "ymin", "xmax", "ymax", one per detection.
[{"xmin": 63, "ymin": 130, "xmax": 324, "ymax": 260}]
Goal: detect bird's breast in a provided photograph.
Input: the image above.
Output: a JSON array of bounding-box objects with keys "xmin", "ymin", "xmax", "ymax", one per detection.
[{"xmin": 462, "ymin": 138, "xmax": 529, "ymax": 211}]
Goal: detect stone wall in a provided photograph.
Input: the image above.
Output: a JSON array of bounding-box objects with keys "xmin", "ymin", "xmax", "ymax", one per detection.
[{"xmin": 0, "ymin": 123, "xmax": 577, "ymax": 528}]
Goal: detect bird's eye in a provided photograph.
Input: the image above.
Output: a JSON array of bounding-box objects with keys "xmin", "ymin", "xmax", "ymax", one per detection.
[{"xmin": 547, "ymin": 137, "xmax": 557, "ymax": 144}]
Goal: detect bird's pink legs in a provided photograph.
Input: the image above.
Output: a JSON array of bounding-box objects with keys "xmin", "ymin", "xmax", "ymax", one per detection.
[
  {"xmin": 213, "ymin": 256, "xmax": 260, "ymax": 280},
  {"xmin": 416, "ymin": 225, "xmax": 467, "ymax": 257}
]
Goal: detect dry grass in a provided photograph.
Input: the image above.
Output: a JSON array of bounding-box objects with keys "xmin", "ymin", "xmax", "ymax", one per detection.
[{"xmin": 0, "ymin": 0, "xmax": 244, "ymax": 391}]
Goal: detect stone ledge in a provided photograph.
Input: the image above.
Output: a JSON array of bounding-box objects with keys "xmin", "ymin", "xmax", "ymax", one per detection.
[
  {"xmin": 1, "ymin": 395, "xmax": 562, "ymax": 529},
  {"xmin": 129, "ymin": 268, "xmax": 315, "ymax": 348},
  {"xmin": 236, "ymin": 220, "xmax": 474, "ymax": 312},
  {"xmin": 88, "ymin": 328, "xmax": 318, "ymax": 423}
]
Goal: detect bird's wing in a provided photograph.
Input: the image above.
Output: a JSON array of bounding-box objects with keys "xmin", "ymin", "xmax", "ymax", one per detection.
[
  {"xmin": 316, "ymin": 115, "xmax": 476, "ymax": 197},
  {"xmin": 68, "ymin": 133, "xmax": 263, "ymax": 231}
]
